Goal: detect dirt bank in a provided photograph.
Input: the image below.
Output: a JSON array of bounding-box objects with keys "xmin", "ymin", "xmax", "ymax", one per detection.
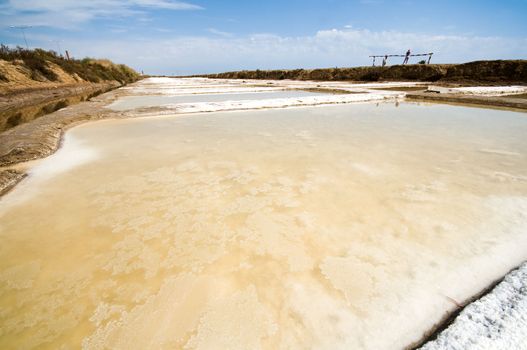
[
  {"xmin": 0, "ymin": 90, "xmax": 125, "ymax": 171},
  {"xmin": 0, "ymin": 82, "xmax": 120, "ymax": 132},
  {"xmin": 0, "ymin": 47, "xmax": 141, "ymax": 132},
  {"xmin": 0, "ymin": 85, "xmax": 131, "ymax": 195},
  {"xmin": 0, "ymin": 169, "xmax": 26, "ymax": 196},
  {"xmin": 203, "ymin": 60, "xmax": 527, "ymax": 84}
]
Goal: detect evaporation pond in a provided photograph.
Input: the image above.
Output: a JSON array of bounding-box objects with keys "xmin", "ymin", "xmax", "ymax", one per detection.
[
  {"xmin": 1, "ymin": 102, "xmax": 527, "ymax": 350},
  {"xmin": 107, "ymin": 90, "xmax": 328, "ymax": 110}
]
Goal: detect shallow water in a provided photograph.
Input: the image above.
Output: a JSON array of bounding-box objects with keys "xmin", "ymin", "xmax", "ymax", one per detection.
[
  {"xmin": 108, "ymin": 90, "xmax": 327, "ymax": 111},
  {"xmin": 1, "ymin": 102, "xmax": 527, "ymax": 350}
]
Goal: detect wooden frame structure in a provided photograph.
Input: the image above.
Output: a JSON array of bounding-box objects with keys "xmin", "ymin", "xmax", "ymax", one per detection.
[{"xmin": 369, "ymin": 52, "xmax": 434, "ymax": 66}]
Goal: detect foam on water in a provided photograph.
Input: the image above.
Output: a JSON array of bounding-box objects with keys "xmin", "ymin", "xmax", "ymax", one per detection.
[{"xmin": 0, "ymin": 102, "xmax": 527, "ymax": 349}]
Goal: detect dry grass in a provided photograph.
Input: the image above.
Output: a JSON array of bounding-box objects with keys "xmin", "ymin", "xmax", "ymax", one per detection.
[{"xmin": 0, "ymin": 45, "xmax": 140, "ymax": 84}]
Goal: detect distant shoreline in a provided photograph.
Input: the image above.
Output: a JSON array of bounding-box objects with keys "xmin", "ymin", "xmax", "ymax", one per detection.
[{"xmin": 194, "ymin": 60, "xmax": 527, "ymax": 85}]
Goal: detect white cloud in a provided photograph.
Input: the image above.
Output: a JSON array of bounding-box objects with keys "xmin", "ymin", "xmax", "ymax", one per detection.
[
  {"xmin": 0, "ymin": 0, "xmax": 202, "ymax": 27},
  {"xmin": 12, "ymin": 28, "xmax": 527, "ymax": 75},
  {"xmin": 208, "ymin": 28, "xmax": 234, "ymax": 38},
  {"xmin": 129, "ymin": 0, "xmax": 202, "ymax": 10},
  {"xmin": 4, "ymin": 0, "xmax": 202, "ymax": 11}
]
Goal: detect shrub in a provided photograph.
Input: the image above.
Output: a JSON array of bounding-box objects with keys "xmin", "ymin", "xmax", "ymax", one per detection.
[
  {"xmin": 0, "ymin": 44, "xmax": 140, "ymax": 84},
  {"xmin": 24, "ymin": 57, "xmax": 58, "ymax": 81}
]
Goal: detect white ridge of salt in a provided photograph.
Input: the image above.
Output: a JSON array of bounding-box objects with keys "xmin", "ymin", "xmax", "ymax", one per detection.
[
  {"xmin": 134, "ymin": 92, "xmax": 403, "ymax": 115},
  {"xmin": 428, "ymin": 85, "xmax": 527, "ymax": 96},
  {"xmin": 122, "ymin": 77, "xmax": 427, "ymax": 97},
  {"xmin": 420, "ymin": 262, "xmax": 527, "ymax": 350},
  {"xmin": 452, "ymin": 86, "xmax": 527, "ymax": 96}
]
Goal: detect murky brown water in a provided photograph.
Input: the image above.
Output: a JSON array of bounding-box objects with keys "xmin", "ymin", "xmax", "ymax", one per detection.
[{"xmin": 1, "ymin": 102, "xmax": 527, "ymax": 349}]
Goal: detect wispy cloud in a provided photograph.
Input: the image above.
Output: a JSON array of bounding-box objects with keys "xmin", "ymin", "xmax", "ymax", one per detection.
[
  {"xmin": 0, "ymin": 0, "xmax": 203, "ymax": 28},
  {"xmin": 129, "ymin": 0, "xmax": 202, "ymax": 10},
  {"xmin": 208, "ymin": 28, "xmax": 234, "ymax": 38}
]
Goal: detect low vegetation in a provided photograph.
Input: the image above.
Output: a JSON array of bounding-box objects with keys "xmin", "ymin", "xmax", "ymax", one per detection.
[
  {"xmin": 0, "ymin": 45, "xmax": 140, "ymax": 84},
  {"xmin": 203, "ymin": 60, "xmax": 527, "ymax": 84}
]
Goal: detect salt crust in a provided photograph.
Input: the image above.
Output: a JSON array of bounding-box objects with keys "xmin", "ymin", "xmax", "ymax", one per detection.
[{"xmin": 421, "ymin": 262, "xmax": 527, "ymax": 350}]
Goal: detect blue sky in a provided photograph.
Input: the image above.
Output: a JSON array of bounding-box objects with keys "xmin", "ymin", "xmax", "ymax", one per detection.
[{"xmin": 1, "ymin": 0, "xmax": 526, "ymax": 75}]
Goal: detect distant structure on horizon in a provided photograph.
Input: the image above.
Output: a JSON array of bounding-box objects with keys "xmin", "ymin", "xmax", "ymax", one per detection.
[{"xmin": 369, "ymin": 51, "xmax": 434, "ymax": 67}]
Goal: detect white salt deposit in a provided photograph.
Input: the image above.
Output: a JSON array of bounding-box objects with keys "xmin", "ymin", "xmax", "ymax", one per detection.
[
  {"xmin": 421, "ymin": 262, "xmax": 527, "ymax": 350},
  {"xmin": 156, "ymin": 92, "xmax": 403, "ymax": 114},
  {"xmin": 112, "ymin": 77, "xmax": 405, "ymax": 115},
  {"xmin": 428, "ymin": 85, "xmax": 527, "ymax": 96},
  {"xmin": 107, "ymin": 91, "xmax": 329, "ymax": 111},
  {"xmin": 121, "ymin": 77, "xmax": 421, "ymax": 97}
]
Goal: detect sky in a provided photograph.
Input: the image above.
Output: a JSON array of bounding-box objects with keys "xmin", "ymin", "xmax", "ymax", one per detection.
[{"xmin": 0, "ymin": 0, "xmax": 526, "ymax": 75}]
